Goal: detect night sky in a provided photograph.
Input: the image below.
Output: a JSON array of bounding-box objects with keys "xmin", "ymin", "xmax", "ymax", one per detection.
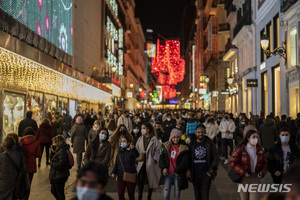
[{"xmin": 135, "ymin": 0, "xmax": 192, "ymax": 39}]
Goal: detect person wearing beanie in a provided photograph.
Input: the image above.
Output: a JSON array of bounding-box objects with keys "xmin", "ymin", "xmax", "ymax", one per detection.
[
  {"xmin": 71, "ymin": 115, "xmax": 88, "ymax": 171},
  {"xmin": 159, "ymin": 128, "xmax": 189, "ymax": 200},
  {"xmin": 187, "ymin": 124, "xmax": 219, "ymax": 200}
]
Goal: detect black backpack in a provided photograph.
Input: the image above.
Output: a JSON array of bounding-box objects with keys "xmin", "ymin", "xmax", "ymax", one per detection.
[{"xmin": 5, "ymin": 152, "xmax": 30, "ymax": 199}]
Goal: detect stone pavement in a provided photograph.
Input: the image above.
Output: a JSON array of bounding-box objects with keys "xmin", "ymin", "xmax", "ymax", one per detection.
[{"xmin": 29, "ymin": 154, "xmax": 273, "ymax": 200}]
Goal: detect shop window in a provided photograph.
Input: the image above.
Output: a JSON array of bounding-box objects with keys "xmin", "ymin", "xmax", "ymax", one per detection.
[
  {"xmin": 290, "ymin": 87, "xmax": 299, "ymax": 118},
  {"xmin": 290, "ymin": 28, "xmax": 297, "ymax": 67},
  {"xmin": 3, "ymin": 92, "xmax": 25, "ymax": 137},
  {"xmin": 267, "ymin": 22, "xmax": 272, "ymax": 52},
  {"xmin": 58, "ymin": 97, "xmax": 69, "ymax": 114},
  {"xmin": 27, "ymin": 91, "xmax": 44, "ymax": 126},
  {"xmin": 262, "ymin": 72, "xmax": 268, "ymax": 115},
  {"xmin": 45, "ymin": 94, "xmax": 57, "ymax": 115},
  {"xmin": 273, "ymin": 67, "xmax": 281, "ymax": 116}
]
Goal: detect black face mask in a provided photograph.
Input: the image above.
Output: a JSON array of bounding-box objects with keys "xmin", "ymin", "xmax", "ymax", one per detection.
[
  {"xmin": 225, "ymin": 116, "xmax": 229, "ymax": 120},
  {"xmin": 218, "ymin": 117, "xmax": 222, "ymax": 120}
]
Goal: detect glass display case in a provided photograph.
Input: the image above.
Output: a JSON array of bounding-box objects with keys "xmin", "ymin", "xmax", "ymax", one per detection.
[
  {"xmin": 2, "ymin": 92, "xmax": 25, "ymax": 137},
  {"xmin": 45, "ymin": 94, "xmax": 58, "ymax": 115},
  {"xmin": 27, "ymin": 91, "xmax": 44, "ymax": 126}
]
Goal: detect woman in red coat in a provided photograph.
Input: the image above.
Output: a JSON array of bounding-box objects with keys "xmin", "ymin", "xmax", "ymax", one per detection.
[
  {"xmin": 230, "ymin": 130, "xmax": 268, "ymax": 200},
  {"xmin": 20, "ymin": 127, "xmax": 41, "ymax": 199},
  {"xmin": 36, "ymin": 118, "xmax": 54, "ymax": 167}
]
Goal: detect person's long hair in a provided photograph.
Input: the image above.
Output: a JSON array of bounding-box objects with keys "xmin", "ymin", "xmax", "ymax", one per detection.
[
  {"xmin": 110, "ymin": 124, "xmax": 133, "ymax": 149},
  {"xmin": 52, "ymin": 135, "xmax": 66, "ymax": 150},
  {"xmin": 143, "ymin": 122, "xmax": 157, "ymax": 137},
  {"xmin": 87, "ymin": 128, "xmax": 109, "ymax": 160},
  {"xmin": 107, "ymin": 119, "xmax": 117, "ymax": 131},
  {"xmin": 236, "ymin": 129, "xmax": 258, "ymax": 148}
]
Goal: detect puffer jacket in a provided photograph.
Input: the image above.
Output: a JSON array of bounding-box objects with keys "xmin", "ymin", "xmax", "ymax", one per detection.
[
  {"xmin": 266, "ymin": 140, "xmax": 300, "ymax": 183},
  {"xmin": 36, "ymin": 122, "xmax": 54, "ymax": 144},
  {"xmin": 259, "ymin": 118, "xmax": 278, "ymax": 150},
  {"xmin": 49, "ymin": 144, "xmax": 70, "ymax": 182},
  {"xmin": 20, "ymin": 135, "xmax": 41, "ymax": 173},
  {"xmin": 159, "ymin": 141, "xmax": 189, "ymax": 190},
  {"xmin": 230, "ymin": 144, "xmax": 268, "ymax": 177}
]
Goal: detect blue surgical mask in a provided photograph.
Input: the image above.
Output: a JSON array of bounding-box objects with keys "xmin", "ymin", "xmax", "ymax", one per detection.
[
  {"xmin": 281, "ymin": 136, "xmax": 290, "ymax": 143},
  {"xmin": 99, "ymin": 134, "xmax": 107, "ymax": 141},
  {"xmin": 133, "ymin": 129, "xmax": 139, "ymax": 134},
  {"xmin": 76, "ymin": 187, "xmax": 99, "ymax": 200},
  {"xmin": 120, "ymin": 142, "xmax": 128, "ymax": 148}
]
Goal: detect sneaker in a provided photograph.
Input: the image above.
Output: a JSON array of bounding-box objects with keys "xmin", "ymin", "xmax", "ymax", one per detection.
[{"xmin": 224, "ymin": 159, "xmax": 229, "ymax": 164}]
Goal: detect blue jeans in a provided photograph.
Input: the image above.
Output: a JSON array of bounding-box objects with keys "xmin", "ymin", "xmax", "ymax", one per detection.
[{"xmin": 164, "ymin": 173, "xmax": 180, "ymax": 200}]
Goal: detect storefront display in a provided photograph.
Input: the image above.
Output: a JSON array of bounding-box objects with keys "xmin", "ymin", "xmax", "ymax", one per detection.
[
  {"xmin": 45, "ymin": 94, "xmax": 58, "ymax": 115},
  {"xmin": 58, "ymin": 97, "xmax": 69, "ymax": 114},
  {"xmin": 2, "ymin": 92, "xmax": 25, "ymax": 137},
  {"xmin": 27, "ymin": 91, "xmax": 44, "ymax": 126}
]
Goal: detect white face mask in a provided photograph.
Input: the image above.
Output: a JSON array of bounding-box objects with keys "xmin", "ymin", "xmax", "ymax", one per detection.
[
  {"xmin": 167, "ymin": 118, "xmax": 171, "ymax": 121},
  {"xmin": 133, "ymin": 129, "xmax": 139, "ymax": 134},
  {"xmin": 76, "ymin": 187, "xmax": 99, "ymax": 200},
  {"xmin": 93, "ymin": 124, "xmax": 100, "ymax": 130},
  {"xmin": 250, "ymin": 138, "xmax": 258, "ymax": 146},
  {"xmin": 141, "ymin": 129, "xmax": 147, "ymax": 135}
]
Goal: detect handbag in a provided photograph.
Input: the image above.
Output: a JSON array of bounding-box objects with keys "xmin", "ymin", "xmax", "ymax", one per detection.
[
  {"xmin": 119, "ymin": 154, "xmax": 137, "ymax": 183},
  {"xmin": 228, "ymin": 168, "xmax": 242, "ymax": 183},
  {"xmin": 5, "ymin": 152, "xmax": 30, "ymax": 199}
]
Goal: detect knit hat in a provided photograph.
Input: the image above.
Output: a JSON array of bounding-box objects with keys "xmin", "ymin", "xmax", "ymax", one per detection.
[
  {"xmin": 76, "ymin": 116, "xmax": 83, "ymax": 124},
  {"xmin": 195, "ymin": 124, "xmax": 206, "ymax": 133},
  {"xmin": 169, "ymin": 129, "xmax": 181, "ymax": 140}
]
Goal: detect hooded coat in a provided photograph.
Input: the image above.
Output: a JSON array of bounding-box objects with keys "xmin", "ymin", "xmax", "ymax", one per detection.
[
  {"xmin": 136, "ymin": 135, "xmax": 160, "ymax": 189},
  {"xmin": 259, "ymin": 118, "xmax": 278, "ymax": 150},
  {"xmin": 20, "ymin": 135, "xmax": 41, "ymax": 173}
]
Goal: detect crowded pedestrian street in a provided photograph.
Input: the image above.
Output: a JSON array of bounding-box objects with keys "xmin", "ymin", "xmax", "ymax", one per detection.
[{"xmin": 2, "ymin": 0, "xmax": 300, "ymax": 200}]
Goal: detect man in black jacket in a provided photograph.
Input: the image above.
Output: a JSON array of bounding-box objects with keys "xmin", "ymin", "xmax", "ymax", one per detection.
[
  {"xmin": 18, "ymin": 111, "xmax": 38, "ymax": 136},
  {"xmin": 267, "ymin": 127, "xmax": 300, "ymax": 184},
  {"xmin": 187, "ymin": 124, "xmax": 219, "ymax": 200}
]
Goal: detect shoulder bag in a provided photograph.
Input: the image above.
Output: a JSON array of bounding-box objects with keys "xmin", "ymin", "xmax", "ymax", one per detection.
[
  {"xmin": 5, "ymin": 152, "xmax": 30, "ymax": 199},
  {"xmin": 119, "ymin": 154, "xmax": 136, "ymax": 183}
]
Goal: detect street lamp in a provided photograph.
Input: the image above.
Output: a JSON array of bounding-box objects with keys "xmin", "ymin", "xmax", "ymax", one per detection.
[
  {"xmin": 112, "ymin": 66, "xmax": 117, "ymax": 73},
  {"xmin": 227, "ymin": 75, "xmax": 234, "ymax": 85},
  {"xmin": 139, "ymin": 88, "xmax": 142, "ymax": 92},
  {"xmin": 205, "ymin": 77, "xmax": 210, "ymax": 83},
  {"xmin": 260, "ymin": 34, "xmax": 286, "ymax": 60},
  {"xmin": 129, "ymin": 83, "xmax": 134, "ymax": 88}
]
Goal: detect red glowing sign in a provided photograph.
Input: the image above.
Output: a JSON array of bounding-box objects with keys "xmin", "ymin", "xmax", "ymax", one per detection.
[{"xmin": 151, "ymin": 39, "xmax": 185, "ymax": 99}]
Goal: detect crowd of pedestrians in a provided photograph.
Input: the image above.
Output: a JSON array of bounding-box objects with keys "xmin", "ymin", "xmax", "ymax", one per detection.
[{"xmin": 1, "ymin": 108, "xmax": 300, "ymax": 200}]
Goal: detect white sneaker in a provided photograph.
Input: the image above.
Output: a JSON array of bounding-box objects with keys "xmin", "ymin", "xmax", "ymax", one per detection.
[{"xmin": 224, "ymin": 159, "xmax": 229, "ymax": 164}]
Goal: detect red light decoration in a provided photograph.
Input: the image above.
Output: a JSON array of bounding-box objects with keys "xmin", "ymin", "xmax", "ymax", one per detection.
[
  {"xmin": 151, "ymin": 39, "xmax": 185, "ymax": 99},
  {"xmin": 140, "ymin": 90, "xmax": 146, "ymax": 99}
]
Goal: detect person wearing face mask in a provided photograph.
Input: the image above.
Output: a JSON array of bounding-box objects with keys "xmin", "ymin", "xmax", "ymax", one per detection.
[
  {"xmin": 136, "ymin": 123, "xmax": 160, "ymax": 200},
  {"xmin": 156, "ymin": 122, "xmax": 166, "ymax": 142},
  {"xmin": 237, "ymin": 117, "xmax": 247, "ymax": 145},
  {"xmin": 111, "ymin": 136, "xmax": 139, "ymax": 200},
  {"xmin": 159, "ymin": 129, "xmax": 189, "ymax": 200},
  {"xmin": 72, "ymin": 162, "xmax": 112, "ymax": 200},
  {"xmin": 107, "ymin": 118, "xmax": 117, "ymax": 136},
  {"xmin": 205, "ymin": 117, "xmax": 219, "ymax": 142},
  {"xmin": 163, "ymin": 114, "xmax": 176, "ymax": 142},
  {"xmin": 230, "ymin": 130, "xmax": 268, "ymax": 200},
  {"xmin": 132, "ymin": 125, "xmax": 141, "ymax": 145},
  {"xmin": 49, "ymin": 135, "xmax": 71, "ymax": 200},
  {"xmin": 110, "ymin": 125, "xmax": 134, "ymax": 167},
  {"xmin": 150, "ymin": 114, "xmax": 157, "ymax": 127},
  {"xmin": 219, "ymin": 113, "xmax": 236, "ymax": 164},
  {"xmin": 266, "ymin": 127, "xmax": 300, "ymax": 184},
  {"xmin": 84, "ymin": 128, "xmax": 111, "ymax": 171},
  {"xmin": 186, "ymin": 124, "xmax": 219, "ymax": 200},
  {"xmin": 117, "ymin": 110, "xmax": 133, "ymax": 134},
  {"xmin": 88, "ymin": 120, "xmax": 101, "ymax": 142}
]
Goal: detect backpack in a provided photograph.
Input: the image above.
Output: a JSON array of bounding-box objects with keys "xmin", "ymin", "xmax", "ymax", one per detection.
[
  {"xmin": 52, "ymin": 149, "xmax": 74, "ymax": 169},
  {"xmin": 5, "ymin": 152, "xmax": 30, "ymax": 199},
  {"xmin": 66, "ymin": 150, "xmax": 74, "ymax": 169}
]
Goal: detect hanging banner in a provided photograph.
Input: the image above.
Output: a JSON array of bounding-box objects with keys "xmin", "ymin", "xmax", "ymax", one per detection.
[{"xmin": 208, "ymin": 22, "xmax": 212, "ymax": 51}]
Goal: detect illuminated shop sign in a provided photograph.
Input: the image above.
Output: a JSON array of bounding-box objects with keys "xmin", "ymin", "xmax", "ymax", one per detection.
[
  {"xmin": 108, "ymin": 0, "xmax": 118, "ymax": 17},
  {"xmin": 118, "ymin": 29, "xmax": 124, "ymax": 75},
  {"xmin": 146, "ymin": 43, "xmax": 156, "ymax": 58},
  {"xmin": 192, "ymin": 45, "xmax": 196, "ymax": 92}
]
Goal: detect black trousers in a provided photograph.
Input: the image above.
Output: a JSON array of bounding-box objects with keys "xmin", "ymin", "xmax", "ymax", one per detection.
[
  {"xmin": 51, "ymin": 178, "xmax": 67, "ymax": 200},
  {"xmin": 138, "ymin": 164, "xmax": 153, "ymax": 200},
  {"xmin": 193, "ymin": 173, "xmax": 212, "ymax": 200},
  {"xmin": 39, "ymin": 143, "xmax": 51, "ymax": 164},
  {"xmin": 221, "ymin": 138, "xmax": 233, "ymax": 159}
]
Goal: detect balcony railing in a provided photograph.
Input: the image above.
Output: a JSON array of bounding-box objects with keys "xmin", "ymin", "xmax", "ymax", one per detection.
[
  {"xmin": 281, "ymin": 0, "xmax": 297, "ymax": 12},
  {"xmin": 233, "ymin": 11, "xmax": 251, "ymax": 37},
  {"xmin": 225, "ymin": 1, "xmax": 236, "ymax": 17}
]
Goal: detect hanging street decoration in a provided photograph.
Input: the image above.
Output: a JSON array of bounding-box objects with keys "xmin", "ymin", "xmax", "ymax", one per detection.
[{"xmin": 151, "ymin": 39, "xmax": 185, "ymax": 99}]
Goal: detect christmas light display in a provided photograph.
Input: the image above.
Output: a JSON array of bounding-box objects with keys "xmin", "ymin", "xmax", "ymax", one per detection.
[{"xmin": 151, "ymin": 39, "xmax": 185, "ymax": 99}]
